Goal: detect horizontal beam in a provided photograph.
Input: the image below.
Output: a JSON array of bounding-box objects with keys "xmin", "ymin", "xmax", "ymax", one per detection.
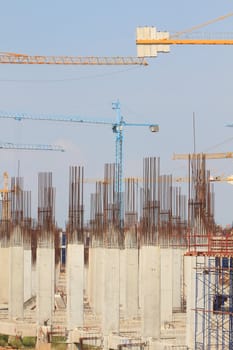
[
  {"xmin": 136, "ymin": 39, "xmax": 233, "ymax": 45},
  {"xmin": 0, "ymin": 143, "xmax": 65, "ymax": 152},
  {"xmin": 0, "ymin": 54, "xmax": 148, "ymax": 66}
]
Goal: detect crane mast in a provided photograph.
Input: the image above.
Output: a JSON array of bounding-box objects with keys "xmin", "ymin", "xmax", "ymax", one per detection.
[{"xmin": 112, "ymin": 101, "xmax": 123, "ymax": 195}]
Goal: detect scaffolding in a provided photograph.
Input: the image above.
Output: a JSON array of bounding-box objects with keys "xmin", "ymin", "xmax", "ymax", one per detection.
[{"xmin": 194, "ymin": 254, "xmax": 233, "ymax": 349}]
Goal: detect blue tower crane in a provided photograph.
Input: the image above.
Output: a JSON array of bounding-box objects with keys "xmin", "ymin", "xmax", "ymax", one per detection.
[{"xmin": 0, "ymin": 101, "xmax": 159, "ymax": 230}]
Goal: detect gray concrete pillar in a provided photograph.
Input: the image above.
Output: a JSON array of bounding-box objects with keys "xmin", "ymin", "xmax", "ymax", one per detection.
[
  {"xmin": 141, "ymin": 245, "xmax": 160, "ymax": 339},
  {"xmin": 125, "ymin": 248, "xmax": 139, "ymax": 318},
  {"xmin": 66, "ymin": 243, "xmax": 84, "ymax": 330},
  {"xmin": 36, "ymin": 242, "xmax": 55, "ymax": 326},
  {"xmin": 185, "ymin": 255, "xmax": 200, "ymax": 349},
  {"xmin": 161, "ymin": 248, "xmax": 173, "ymax": 326},
  {"xmin": 172, "ymin": 248, "xmax": 184, "ymax": 311},
  {"xmin": 8, "ymin": 226, "xmax": 24, "ymax": 320},
  {"xmin": 102, "ymin": 248, "xmax": 120, "ymax": 335},
  {"xmin": 24, "ymin": 248, "xmax": 32, "ymax": 302},
  {"xmin": 87, "ymin": 246, "xmax": 92, "ymax": 307},
  {"xmin": 84, "ymin": 263, "xmax": 88, "ymax": 298},
  {"xmin": 91, "ymin": 247, "xmax": 97, "ymax": 313},
  {"xmin": 55, "ymin": 262, "xmax": 60, "ymax": 292},
  {"xmin": 119, "ymin": 248, "xmax": 126, "ymax": 313},
  {"xmin": 31, "ymin": 262, "xmax": 36, "ymax": 297},
  {"xmin": 94, "ymin": 247, "xmax": 104, "ymax": 316},
  {"xmin": 0, "ymin": 246, "xmax": 9, "ymax": 305}
]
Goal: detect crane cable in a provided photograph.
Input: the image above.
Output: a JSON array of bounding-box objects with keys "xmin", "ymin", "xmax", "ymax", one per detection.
[{"xmin": 171, "ymin": 12, "xmax": 233, "ymax": 38}]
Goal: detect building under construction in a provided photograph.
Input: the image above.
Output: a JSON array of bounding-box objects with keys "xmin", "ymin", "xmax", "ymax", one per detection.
[{"xmin": 0, "ymin": 154, "xmax": 232, "ymax": 350}]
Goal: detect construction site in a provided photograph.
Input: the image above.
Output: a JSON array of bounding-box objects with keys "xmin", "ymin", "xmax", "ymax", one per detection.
[
  {"xmin": 1, "ymin": 6, "xmax": 233, "ymax": 350},
  {"xmin": 0, "ymin": 151, "xmax": 232, "ymax": 350}
]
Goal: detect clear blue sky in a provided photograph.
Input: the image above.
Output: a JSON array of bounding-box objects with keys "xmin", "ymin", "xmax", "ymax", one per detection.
[{"xmin": 0, "ymin": 1, "xmax": 233, "ymax": 227}]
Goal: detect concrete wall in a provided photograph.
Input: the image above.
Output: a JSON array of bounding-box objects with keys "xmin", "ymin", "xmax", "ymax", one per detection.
[{"xmin": 0, "ymin": 320, "xmax": 36, "ymax": 337}]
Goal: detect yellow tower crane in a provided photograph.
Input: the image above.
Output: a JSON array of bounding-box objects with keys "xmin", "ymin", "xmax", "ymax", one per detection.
[
  {"xmin": 136, "ymin": 12, "xmax": 233, "ymax": 57},
  {"xmin": 1, "ymin": 13, "xmax": 233, "ymax": 65}
]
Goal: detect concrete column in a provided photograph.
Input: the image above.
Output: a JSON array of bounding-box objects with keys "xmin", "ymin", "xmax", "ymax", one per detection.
[
  {"xmin": 125, "ymin": 248, "xmax": 139, "ymax": 318},
  {"xmin": 141, "ymin": 245, "xmax": 160, "ymax": 339},
  {"xmin": 55, "ymin": 262, "xmax": 60, "ymax": 292},
  {"xmin": 94, "ymin": 247, "xmax": 104, "ymax": 316},
  {"xmin": 193, "ymin": 256, "xmax": 212, "ymax": 348},
  {"xmin": 84, "ymin": 262, "xmax": 88, "ymax": 298},
  {"xmin": 138, "ymin": 247, "xmax": 142, "ymax": 310},
  {"xmin": 160, "ymin": 248, "xmax": 173, "ymax": 327},
  {"xmin": 90, "ymin": 247, "xmax": 97, "ymax": 312},
  {"xmin": 0, "ymin": 245, "xmax": 9, "ymax": 305},
  {"xmin": 87, "ymin": 246, "xmax": 93, "ymax": 307},
  {"xmin": 185, "ymin": 255, "xmax": 204, "ymax": 349},
  {"xmin": 31, "ymin": 262, "xmax": 36, "ymax": 297},
  {"xmin": 66, "ymin": 243, "xmax": 84, "ymax": 330},
  {"xmin": 37, "ymin": 241, "xmax": 55, "ymax": 326},
  {"xmin": 24, "ymin": 248, "xmax": 32, "ymax": 302},
  {"xmin": 102, "ymin": 248, "xmax": 120, "ymax": 335},
  {"xmin": 119, "ymin": 248, "xmax": 126, "ymax": 313},
  {"xmin": 172, "ymin": 248, "xmax": 184, "ymax": 311},
  {"xmin": 9, "ymin": 226, "xmax": 24, "ymax": 320}
]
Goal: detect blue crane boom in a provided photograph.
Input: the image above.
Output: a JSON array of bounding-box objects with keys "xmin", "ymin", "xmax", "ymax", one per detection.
[
  {"xmin": 0, "ymin": 101, "xmax": 158, "ymax": 230},
  {"xmin": 0, "ymin": 142, "xmax": 65, "ymax": 152}
]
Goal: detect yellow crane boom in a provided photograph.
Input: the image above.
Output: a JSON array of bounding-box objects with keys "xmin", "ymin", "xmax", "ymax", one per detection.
[
  {"xmin": 175, "ymin": 175, "xmax": 233, "ymax": 183},
  {"xmin": 137, "ymin": 38, "xmax": 233, "ymax": 46},
  {"xmin": 173, "ymin": 152, "xmax": 233, "ymax": 160},
  {"xmin": 0, "ymin": 52, "xmax": 148, "ymax": 66}
]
